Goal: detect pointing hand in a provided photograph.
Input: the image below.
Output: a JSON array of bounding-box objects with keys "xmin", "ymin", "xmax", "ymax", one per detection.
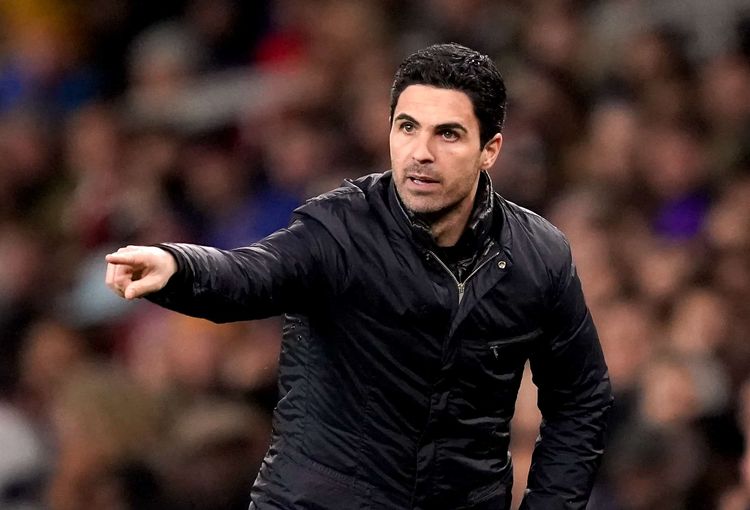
[{"xmin": 105, "ymin": 246, "xmax": 177, "ymax": 300}]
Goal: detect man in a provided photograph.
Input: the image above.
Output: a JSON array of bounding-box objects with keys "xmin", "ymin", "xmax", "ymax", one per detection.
[{"xmin": 105, "ymin": 43, "xmax": 612, "ymax": 510}]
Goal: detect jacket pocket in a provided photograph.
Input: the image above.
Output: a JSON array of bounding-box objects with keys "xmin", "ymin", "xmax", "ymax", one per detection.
[
  {"xmin": 261, "ymin": 449, "xmax": 371, "ymax": 510},
  {"xmin": 460, "ymin": 329, "xmax": 542, "ymax": 391},
  {"xmin": 487, "ymin": 328, "xmax": 542, "ymax": 360}
]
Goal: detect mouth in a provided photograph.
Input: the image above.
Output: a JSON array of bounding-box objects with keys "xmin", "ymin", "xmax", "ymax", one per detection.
[{"xmin": 407, "ymin": 175, "xmax": 440, "ymax": 185}]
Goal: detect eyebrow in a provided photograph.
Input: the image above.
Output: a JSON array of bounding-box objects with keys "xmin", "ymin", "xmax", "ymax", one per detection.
[
  {"xmin": 435, "ymin": 122, "xmax": 468, "ymax": 134},
  {"xmin": 393, "ymin": 113, "xmax": 420, "ymax": 126},
  {"xmin": 393, "ymin": 113, "xmax": 468, "ymax": 134}
]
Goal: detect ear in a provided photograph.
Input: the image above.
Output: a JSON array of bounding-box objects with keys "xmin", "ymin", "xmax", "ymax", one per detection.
[{"xmin": 480, "ymin": 133, "xmax": 503, "ymax": 170}]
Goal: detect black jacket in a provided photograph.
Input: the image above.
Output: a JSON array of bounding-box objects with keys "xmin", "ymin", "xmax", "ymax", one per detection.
[{"xmin": 150, "ymin": 171, "xmax": 613, "ymax": 510}]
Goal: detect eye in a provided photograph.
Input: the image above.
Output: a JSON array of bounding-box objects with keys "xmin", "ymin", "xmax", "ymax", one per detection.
[
  {"xmin": 440, "ymin": 129, "xmax": 459, "ymax": 141},
  {"xmin": 400, "ymin": 122, "xmax": 415, "ymax": 133}
]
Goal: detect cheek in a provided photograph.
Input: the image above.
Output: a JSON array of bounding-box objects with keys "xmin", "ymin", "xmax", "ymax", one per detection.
[
  {"xmin": 389, "ymin": 135, "xmax": 403, "ymax": 164},
  {"xmin": 446, "ymin": 152, "xmax": 481, "ymax": 181},
  {"xmin": 444, "ymin": 163, "xmax": 481, "ymax": 198}
]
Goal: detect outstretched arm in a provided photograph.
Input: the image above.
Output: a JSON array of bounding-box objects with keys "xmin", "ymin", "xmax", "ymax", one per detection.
[{"xmin": 104, "ymin": 217, "xmax": 347, "ymax": 323}]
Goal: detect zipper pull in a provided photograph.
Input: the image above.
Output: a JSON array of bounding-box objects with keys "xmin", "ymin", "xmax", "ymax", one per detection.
[
  {"xmin": 490, "ymin": 345, "xmax": 500, "ymax": 359},
  {"xmin": 457, "ymin": 282, "xmax": 465, "ymax": 303}
]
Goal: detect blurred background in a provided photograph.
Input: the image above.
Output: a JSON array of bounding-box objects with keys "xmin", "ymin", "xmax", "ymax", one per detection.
[{"xmin": 0, "ymin": 0, "xmax": 748, "ymax": 508}]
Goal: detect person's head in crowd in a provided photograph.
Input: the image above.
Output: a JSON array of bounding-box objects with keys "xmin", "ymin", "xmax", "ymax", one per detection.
[
  {"xmin": 596, "ymin": 299, "xmax": 656, "ymax": 395},
  {"xmin": 621, "ymin": 27, "xmax": 691, "ymax": 87},
  {"xmin": 162, "ymin": 398, "xmax": 271, "ymax": 510},
  {"xmin": 18, "ymin": 319, "xmax": 87, "ymax": 417},
  {"xmin": 642, "ymin": 122, "xmax": 709, "ymax": 196},
  {"xmin": 605, "ymin": 423, "xmax": 705, "ymax": 510},
  {"xmin": 638, "ymin": 353, "xmax": 729, "ymax": 428},
  {"xmin": 705, "ymin": 174, "xmax": 750, "ymax": 253},
  {"xmin": 127, "ymin": 21, "xmax": 206, "ymax": 97},
  {"xmin": 667, "ymin": 287, "xmax": 730, "ymax": 357},
  {"xmin": 631, "ymin": 239, "xmax": 695, "ymax": 307},
  {"xmin": 699, "ymin": 52, "xmax": 750, "ymax": 134},
  {"xmin": 48, "ymin": 364, "xmax": 161, "ymax": 510},
  {"xmin": 575, "ymin": 99, "xmax": 639, "ymax": 189},
  {"xmin": 520, "ymin": 0, "xmax": 583, "ymax": 71}
]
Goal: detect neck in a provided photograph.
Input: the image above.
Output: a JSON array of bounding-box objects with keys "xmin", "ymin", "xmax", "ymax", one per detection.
[
  {"xmin": 426, "ymin": 201, "xmax": 473, "ymax": 247},
  {"xmin": 414, "ymin": 185, "xmax": 477, "ymax": 247},
  {"xmin": 393, "ymin": 172, "xmax": 491, "ymax": 250}
]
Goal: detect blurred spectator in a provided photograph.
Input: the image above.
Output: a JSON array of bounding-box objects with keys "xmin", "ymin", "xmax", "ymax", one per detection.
[
  {"xmin": 17, "ymin": 319, "xmax": 88, "ymax": 422},
  {"xmin": 636, "ymin": 122, "xmax": 713, "ymax": 240},
  {"xmin": 121, "ymin": 308, "xmax": 280, "ymax": 410},
  {"xmin": 159, "ymin": 398, "xmax": 271, "ymax": 510},
  {"xmin": 0, "ymin": 0, "xmax": 100, "ymax": 116},
  {"xmin": 47, "ymin": 363, "xmax": 162, "ymax": 510},
  {"xmin": 0, "ymin": 1, "xmax": 748, "ymax": 508},
  {"xmin": 0, "ymin": 403, "xmax": 47, "ymax": 510},
  {"xmin": 600, "ymin": 423, "xmax": 706, "ymax": 510},
  {"xmin": 125, "ymin": 21, "xmax": 208, "ymax": 125}
]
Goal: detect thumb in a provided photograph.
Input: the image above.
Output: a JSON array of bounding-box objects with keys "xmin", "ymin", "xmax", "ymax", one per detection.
[{"xmin": 123, "ymin": 274, "xmax": 166, "ymax": 299}]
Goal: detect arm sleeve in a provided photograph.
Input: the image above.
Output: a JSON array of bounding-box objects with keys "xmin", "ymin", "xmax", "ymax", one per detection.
[
  {"xmin": 146, "ymin": 216, "xmax": 348, "ymax": 323},
  {"xmin": 521, "ymin": 243, "xmax": 613, "ymax": 510}
]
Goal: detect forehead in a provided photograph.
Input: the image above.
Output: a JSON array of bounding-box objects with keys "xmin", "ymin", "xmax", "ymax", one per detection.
[{"xmin": 394, "ymin": 85, "xmax": 478, "ymax": 128}]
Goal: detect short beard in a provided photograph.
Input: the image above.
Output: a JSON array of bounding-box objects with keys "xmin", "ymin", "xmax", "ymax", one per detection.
[{"xmin": 397, "ymin": 189, "xmax": 459, "ymax": 225}]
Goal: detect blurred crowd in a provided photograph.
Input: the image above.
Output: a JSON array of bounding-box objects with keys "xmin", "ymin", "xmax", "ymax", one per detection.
[{"xmin": 0, "ymin": 0, "xmax": 748, "ymax": 509}]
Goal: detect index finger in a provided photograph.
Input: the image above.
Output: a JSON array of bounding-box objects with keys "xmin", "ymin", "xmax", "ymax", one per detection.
[{"xmin": 105, "ymin": 252, "xmax": 139, "ymax": 265}]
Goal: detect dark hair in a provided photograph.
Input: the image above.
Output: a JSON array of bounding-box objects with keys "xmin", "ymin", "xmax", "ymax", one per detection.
[{"xmin": 389, "ymin": 43, "xmax": 507, "ymax": 147}]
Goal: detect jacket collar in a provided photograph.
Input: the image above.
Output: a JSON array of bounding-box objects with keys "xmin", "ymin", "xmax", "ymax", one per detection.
[{"xmin": 389, "ymin": 170, "xmax": 497, "ymax": 254}]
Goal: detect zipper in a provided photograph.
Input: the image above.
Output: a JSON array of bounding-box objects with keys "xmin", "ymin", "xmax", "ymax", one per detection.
[
  {"xmin": 427, "ymin": 250, "xmax": 501, "ymax": 304},
  {"xmin": 393, "ymin": 189, "xmax": 504, "ymax": 305},
  {"xmin": 490, "ymin": 344, "xmax": 501, "ymax": 359},
  {"xmin": 488, "ymin": 329, "xmax": 542, "ymax": 359}
]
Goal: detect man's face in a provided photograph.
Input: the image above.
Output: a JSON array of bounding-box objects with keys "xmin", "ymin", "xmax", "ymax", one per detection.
[{"xmin": 390, "ymin": 84, "xmax": 501, "ymax": 217}]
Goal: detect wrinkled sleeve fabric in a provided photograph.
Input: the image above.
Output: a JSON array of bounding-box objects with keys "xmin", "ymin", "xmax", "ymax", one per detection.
[
  {"xmin": 146, "ymin": 216, "xmax": 347, "ymax": 323},
  {"xmin": 522, "ymin": 241, "xmax": 613, "ymax": 510}
]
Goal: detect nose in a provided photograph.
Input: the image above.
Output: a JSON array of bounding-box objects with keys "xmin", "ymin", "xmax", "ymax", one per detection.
[{"xmin": 411, "ymin": 133, "xmax": 435, "ymax": 164}]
